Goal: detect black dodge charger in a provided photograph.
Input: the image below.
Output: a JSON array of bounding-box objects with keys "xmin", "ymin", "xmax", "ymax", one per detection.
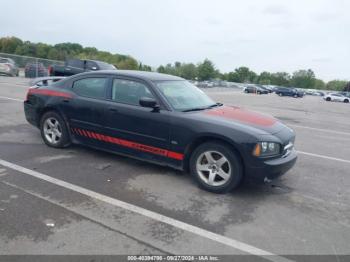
[{"xmin": 24, "ymin": 70, "xmax": 297, "ymax": 193}]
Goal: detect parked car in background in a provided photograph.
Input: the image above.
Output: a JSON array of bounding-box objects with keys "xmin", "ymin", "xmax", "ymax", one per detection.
[
  {"xmin": 25, "ymin": 63, "xmax": 48, "ymax": 78},
  {"xmin": 305, "ymin": 89, "xmax": 324, "ymax": 96},
  {"xmin": 244, "ymin": 85, "xmax": 269, "ymax": 94},
  {"xmin": 258, "ymin": 85, "xmax": 273, "ymax": 93},
  {"xmin": 29, "ymin": 76, "xmax": 66, "ymax": 87},
  {"xmin": 49, "ymin": 59, "xmax": 116, "ymax": 76},
  {"xmin": 0, "ymin": 57, "xmax": 19, "ymax": 77},
  {"xmin": 275, "ymin": 87, "xmax": 304, "ymax": 98},
  {"xmin": 339, "ymin": 92, "xmax": 350, "ymax": 98},
  {"xmin": 323, "ymin": 93, "xmax": 349, "ymax": 103}
]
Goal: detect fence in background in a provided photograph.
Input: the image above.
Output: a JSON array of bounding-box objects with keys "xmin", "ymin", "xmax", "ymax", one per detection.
[{"xmin": 0, "ymin": 53, "xmax": 64, "ymax": 78}]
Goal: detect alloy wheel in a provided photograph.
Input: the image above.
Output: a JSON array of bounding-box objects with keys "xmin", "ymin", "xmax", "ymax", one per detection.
[
  {"xmin": 43, "ymin": 117, "xmax": 62, "ymax": 144},
  {"xmin": 196, "ymin": 151, "xmax": 231, "ymax": 187}
]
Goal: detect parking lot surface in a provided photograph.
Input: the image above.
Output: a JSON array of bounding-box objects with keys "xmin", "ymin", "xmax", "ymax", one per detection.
[{"xmin": 0, "ymin": 77, "xmax": 349, "ymax": 260}]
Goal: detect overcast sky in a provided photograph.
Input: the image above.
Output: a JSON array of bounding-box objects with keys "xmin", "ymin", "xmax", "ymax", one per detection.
[{"xmin": 1, "ymin": 0, "xmax": 349, "ymax": 81}]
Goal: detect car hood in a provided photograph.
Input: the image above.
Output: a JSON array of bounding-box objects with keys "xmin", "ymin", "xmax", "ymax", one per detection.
[{"xmin": 197, "ymin": 105, "xmax": 286, "ymax": 135}]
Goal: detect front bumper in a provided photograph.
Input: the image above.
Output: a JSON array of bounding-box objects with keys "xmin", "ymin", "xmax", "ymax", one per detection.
[{"xmin": 245, "ymin": 149, "xmax": 297, "ymax": 183}]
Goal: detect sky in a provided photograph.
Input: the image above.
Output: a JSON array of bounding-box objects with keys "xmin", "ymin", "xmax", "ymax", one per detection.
[{"xmin": 1, "ymin": 0, "xmax": 349, "ymax": 81}]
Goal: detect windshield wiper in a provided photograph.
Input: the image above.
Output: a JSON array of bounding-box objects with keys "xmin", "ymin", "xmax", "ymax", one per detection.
[
  {"xmin": 182, "ymin": 107, "xmax": 207, "ymax": 112},
  {"xmin": 182, "ymin": 103, "xmax": 223, "ymax": 112},
  {"xmin": 208, "ymin": 102, "xmax": 223, "ymax": 108}
]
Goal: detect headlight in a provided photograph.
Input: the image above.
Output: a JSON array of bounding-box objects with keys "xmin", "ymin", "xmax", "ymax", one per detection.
[{"xmin": 253, "ymin": 142, "xmax": 280, "ymax": 157}]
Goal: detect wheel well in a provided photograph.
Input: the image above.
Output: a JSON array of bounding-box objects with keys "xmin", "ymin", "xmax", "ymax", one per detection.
[
  {"xmin": 36, "ymin": 107, "xmax": 61, "ymax": 127},
  {"xmin": 183, "ymin": 136, "xmax": 245, "ymax": 174}
]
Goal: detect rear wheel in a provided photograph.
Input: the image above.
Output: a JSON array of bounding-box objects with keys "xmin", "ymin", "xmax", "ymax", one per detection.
[
  {"xmin": 344, "ymin": 99, "xmax": 349, "ymax": 103},
  {"xmin": 40, "ymin": 111, "xmax": 71, "ymax": 148},
  {"xmin": 278, "ymin": 93, "xmax": 283, "ymax": 96},
  {"xmin": 190, "ymin": 142, "xmax": 242, "ymax": 193},
  {"xmin": 326, "ymin": 97, "xmax": 331, "ymax": 101}
]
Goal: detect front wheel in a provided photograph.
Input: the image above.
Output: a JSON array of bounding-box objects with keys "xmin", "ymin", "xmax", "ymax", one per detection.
[
  {"xmin": 190, "ymin": 142, "xmax": 243, "ymax": 193},
  {"xmin": 40, "ymin": 111, "xmax": 71, "ymax": 148},
  {"xmin": 344, "ymin": 99, "xmax": 349, "ymax": 103},
  {"xmin": 326, "ymin": 97, "xmax": 331, "ymax": 101}
]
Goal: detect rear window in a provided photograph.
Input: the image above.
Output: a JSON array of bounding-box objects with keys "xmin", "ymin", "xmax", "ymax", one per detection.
[
  {"xmin": 67, "ymin": 59, "xmax": 84, "ymax": 68},
  {"xmin": 0, "ymin": 58, "xmax": 9, "ymax": 63},
  {"xmin": 72, "ymin": 78, "xmax": 108, "ymax": 99}
]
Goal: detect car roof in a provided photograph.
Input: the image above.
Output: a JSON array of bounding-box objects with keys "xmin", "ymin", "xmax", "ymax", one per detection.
[{"xmin": 77, "ymin": 70, "xmax": 184, "ymax": 81}]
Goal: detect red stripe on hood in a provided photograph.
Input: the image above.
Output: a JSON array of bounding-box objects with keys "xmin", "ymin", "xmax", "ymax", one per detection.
[{"xmin": 204, "ymin": 106, "xmax": 276, "ymax": 126}]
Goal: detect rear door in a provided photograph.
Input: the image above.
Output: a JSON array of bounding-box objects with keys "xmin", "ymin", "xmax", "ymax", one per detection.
[
  {"xmin": 102, "ymin": 77, "xmax": 172, "ymax": 163},
  {"xmin": 61, "ymin": 76, "xmax": 110, "ymax": 146}
]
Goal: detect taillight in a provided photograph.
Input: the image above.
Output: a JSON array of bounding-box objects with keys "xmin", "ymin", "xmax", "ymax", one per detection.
[{"xmin": 25, "ymin": 86, "xmax": 37, "ymax": 101}]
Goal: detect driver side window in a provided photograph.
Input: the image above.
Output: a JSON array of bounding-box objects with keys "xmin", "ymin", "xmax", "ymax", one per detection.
[{"xmin": 112, "ymin": 79, "xmax": 155, "ymax": 106}]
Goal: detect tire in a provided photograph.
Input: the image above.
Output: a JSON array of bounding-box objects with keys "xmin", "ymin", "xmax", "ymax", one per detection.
[
  {"xmin": 293, "ymin": 94, "xmax": 298, "ymax": 98},
  {"xmin": 344, "ymin": 99, "xmax": 349, "ymax": 103},
  {"xmin": 257, "ymin": 91, "xmax": 261, "ymax": 95},
  {"xmin": 326, "ymin": 97, "xmax": 331, "ymax": 101},
  {"xmin": 40, "ymin": 111, "xmax": 71, "ymax": 148},
  {"xmin": 190, "ymin": 141, "xmax": 243, "ymax": 193},
  {"xmin": 278, "ymin": 93, "xmax": 283, "ymax": 96}
]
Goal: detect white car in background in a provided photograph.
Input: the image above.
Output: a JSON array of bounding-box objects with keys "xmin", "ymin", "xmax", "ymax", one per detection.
[{"xmin": 323, "ymin": 93, "xmax": 349, "ymax": 103}]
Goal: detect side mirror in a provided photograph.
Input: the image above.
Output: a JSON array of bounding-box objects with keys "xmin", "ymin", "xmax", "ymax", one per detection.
[{"xmin": 139, "ymin": 97, "xmax": 159, "ymax": 111}]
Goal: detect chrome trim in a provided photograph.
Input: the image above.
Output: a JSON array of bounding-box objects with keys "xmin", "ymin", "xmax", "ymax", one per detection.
[{"xmin": 282, "ymin": 142, "xmax": 294, "ymax": 158}]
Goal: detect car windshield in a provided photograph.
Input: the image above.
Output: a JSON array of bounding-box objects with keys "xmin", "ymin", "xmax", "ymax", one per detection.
[{"xmin": 155, "ymin": 80, "xmax": 216, "ymax": 111}]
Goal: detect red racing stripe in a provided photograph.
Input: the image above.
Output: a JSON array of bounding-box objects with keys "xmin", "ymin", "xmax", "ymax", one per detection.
[
  {"xmin": 73, "ymin": 128, "xmax": 184, "ymax": 160},
  {"xmin": 28, "ymin": 89, "xmax": 73, "ymax": 99}
]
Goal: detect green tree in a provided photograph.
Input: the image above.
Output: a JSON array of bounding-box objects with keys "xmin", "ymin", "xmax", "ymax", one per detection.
[
  {"xmin": 257, "ymin": 71, "xmax": 272, "ymax": 85},
  {"xmin": 231, "ymin": 67, "xmax": 257, "ymax": 83},
  {"xmin": 344, "ymin": 82, "xmax": 350, "ymax": 92},
  {"xmin": 197, "ymin": 59, "xmax": 216, "ymax": 81},
  {"xmin": 326, "ymin": 80, "xmax": 348, "ymax": 91},
  {"xmin": 314, "ymin": 79, "xmax": 326, "ymax": 90},
  {"xmin": 157, "ymin": 65, "xmax": 166, "ymax": 73},
  {"xmin": 139, "ymin": 63, "xmax": 152, "ymax": 71},
  {"xmin": 0, "ymin": 36, "xmax": 23, "ymax": 53},
  {"xmin": 270, "ymin": 72, "xmax": 291, "ymax": 86},
  {"xmin": 290, "ymin": 69, "xmax": 316, "ymax": 89},
  {"xmin": 14, "ymin": 41, "xmax": 37, "ymax": 57},
  {"xmin": 116, "ymin": 57, "xmax": 138, "ymax": 70},
  {"xmin": 179, "ymin": 63, "xmax": 197, "ymax": 80}
]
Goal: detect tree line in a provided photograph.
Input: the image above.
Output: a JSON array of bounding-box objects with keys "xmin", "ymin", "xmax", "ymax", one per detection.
[
  {"xmin": 0, "ymin": 36, "xmax": 348, "ymax": 91},
  {"xmin": 0, "ymin": 36, "xmax": 152, "ymax": 70},
  {"xmin": 157, "ymin": 59, "xmax": 349, "ymax": 91}
]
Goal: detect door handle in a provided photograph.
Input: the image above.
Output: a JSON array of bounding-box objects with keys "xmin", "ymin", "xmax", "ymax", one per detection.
[
  {"xmin": 62, "ymin": 99, "xmax": 70, "ymax": 103},
  {"xmin": 109, "ymin": 108, "xmax": 118, "ymax": 113}
]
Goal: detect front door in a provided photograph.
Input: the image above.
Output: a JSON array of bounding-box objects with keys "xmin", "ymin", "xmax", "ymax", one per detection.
[{"xmin": 102, "ymin": 77, "xmax": 171, "ymax": 163}]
